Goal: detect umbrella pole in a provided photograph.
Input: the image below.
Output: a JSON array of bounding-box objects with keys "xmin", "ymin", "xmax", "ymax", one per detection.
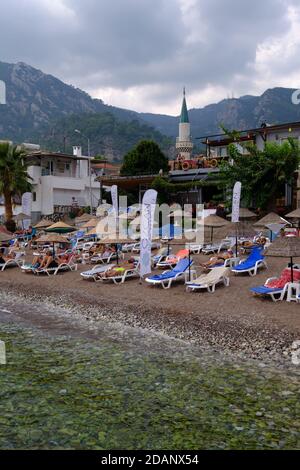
[
  {"xmin": 291, "ymin": 256, "xmax": 294, "ymax": 283},
  {"xmin": 116, "ymin": 244, "xmax": 119, "ymax": 265},
  {"xmin": 211, "ymin": 227, "xmax": 213, "ymax": 243},
  {"xmin": 235, "ymin": 224, "xmax": 238, "ymax": 258}
]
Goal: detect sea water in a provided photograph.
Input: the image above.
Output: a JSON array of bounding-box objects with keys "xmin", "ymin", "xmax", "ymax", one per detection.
[{"xmin": 0, "ymin": 295, "xmax": 299, "ymax": 450}]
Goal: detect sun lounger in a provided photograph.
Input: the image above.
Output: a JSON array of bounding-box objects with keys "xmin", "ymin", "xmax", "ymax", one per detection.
[
  {"xmin": 80, "ymin": 264, "xmax": 115, "ymax": 281},
  {"xmin": 145, "ymin": 258, "xmax": 194, "ymax": 289},
  {"xmin": 185, "ymin": 266, "xmax": 230, "ymax": 293},
  {"xmin": 0, "ymin": 258, "xmax": 23, "ymax": 271},
  {"xmin": 34, "ymin": 256, "xmax": 78, "ymax": 276},
  {"xmin": 156, "ymin": 249, "xmax": 189, "ymax": 268},
  {"xmin": 250, "ymin": 268, "xmax": 300, "ymax": 301},
  {"xmin": 98, "ymin": 263, "xmax": 140, "ymax": 284},
  {"xmin": 90, "ymin": 251, "xmax": 120, "ymax": 264},
  {"xmin": 206, "ymin": 257, "xmax": 240, "ymax": 269},
  {"xmin": 202, "ymin": 239, "xmax": 232, "ymax": 255},
  {"xmin": 152, "ymin": 247, "xmax": 170, "ymax": 266},
  {"xmin": 231, "ymin": 247, "xmax": 266, "ymax": 276}
]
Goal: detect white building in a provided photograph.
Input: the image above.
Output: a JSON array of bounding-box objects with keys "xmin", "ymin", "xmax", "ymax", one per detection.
[{"xmin": 26, "ymin": 146, "xmax": 101, "ymax": 223}]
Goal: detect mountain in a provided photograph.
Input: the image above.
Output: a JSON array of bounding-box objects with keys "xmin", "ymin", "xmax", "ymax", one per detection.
[
  {"xmin": 35, "ymin": 112, "xmax": 173, "ymax": 161},
  {"xmin": 140, "ymin": 88, "xmax": 300, "ymax": 139},
  {"xmin": 1, "ymin": 60, "xmax": 300, "ymax": 158}
]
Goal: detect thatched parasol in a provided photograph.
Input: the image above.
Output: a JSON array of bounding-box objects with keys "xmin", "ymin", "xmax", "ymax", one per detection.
[
  {"xmin": 45, "ymin": 221, "xmax": 76, "ymax": 234},
  {"xmin": 81, "ymin": 218, "xmax": 99, "ymax": 229},
  {"xmin": 227, "ymin": 208, "xmax": 257, "ymax": 219},
  {"xmin": 264, "ymin": 236, "xmax": 300, "ymax": 282},
  {"xmin": 254, "ymin": 212, "xmax": 290, "ymax": 228},
  {"xmin": 168, "ymin": 209, "xmax": 192, "ymax": 218},
  {"xmin": 34, "ymin": 219, "xmax": 53, "ymax": 229},
  {"xmin": 75, "ymin": 213, "xmax": 93, "ymax": 225},
  {"xmin": 198, "ymin": 215, "xmax": 229, "ymax": 242},
  {"xmin": 130, "ymin": 215, "xmax": 158, "ymax": 227},
  {"xmin": 14, "ymin": 212, "xmax": 31, "ymax": 222},
  {"xmin": 36, "ymin": 233, "xmax": 71, "ymax": 255},
  {"xmin": 0, "ymin": 232, "xmax": 14, "ymax": 242}
]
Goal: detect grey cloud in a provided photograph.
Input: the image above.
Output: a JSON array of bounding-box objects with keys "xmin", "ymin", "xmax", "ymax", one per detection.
[{"xmin": 0, "ymin": 0, "xmax": 297, "ymax": 111}]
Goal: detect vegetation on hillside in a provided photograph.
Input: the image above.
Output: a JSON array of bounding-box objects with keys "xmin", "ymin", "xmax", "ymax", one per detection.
[
  {"xmin": 35, "ymin": 112, "xmax": 173, "ymax": 161},
  {"xmin": 120, "ymin": 140, "xmax": 169, "ymax": 176}
]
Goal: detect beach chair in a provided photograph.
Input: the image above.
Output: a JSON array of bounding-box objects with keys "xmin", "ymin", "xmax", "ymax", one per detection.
[
  {"xmin": 250, "ymin": 268, "xmax": 300, "ymax": 302},
  {"xmin": 152, "ymin": 247, "xmax": 170, "ymax": 266},
  {"xmin": 207, "ymin": 256, "xmax": 240, "ymax": 270},
  {"xmin": 0, "ymin": 258, "xmax": 23, "ymax": 271},
  {"xmin": 145, "ymin": 258, "xmax": 194, "ymax": 289},
  {"xmin": 185, "ymin": 266, "xmax": 230, "ymax": 293},
  {"xmin": 80, "ymin": 264, "xmax": 115, "ymax": 281},
  {"xmin": 90, "ymin": 250, "xmax": 120, "ymax": 264},
  {"xmin": 156, "ymin": 249, "xmax": 189, "ymax": 268},
  {"xmin": 99, "ymin": 262, "xmax": 140, "ymax": 284},
  {"xmin": 231, "ymin": 247, "xmax": 266, "ymax": 276},
  {"xmin": 202, "ymin": 239, "xmax": 232, "ymax": 255},
  {"xmin": 34, "ymin": 255, "xmax": 78, "ymax": 276}
]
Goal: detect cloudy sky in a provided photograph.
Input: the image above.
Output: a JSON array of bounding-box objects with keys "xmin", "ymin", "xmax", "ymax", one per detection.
[{"xmin": 1, "ymin": 0, "xmax": 300, "ymax": 115}]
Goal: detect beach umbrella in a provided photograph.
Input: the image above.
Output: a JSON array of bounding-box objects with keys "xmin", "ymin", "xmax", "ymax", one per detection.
[
  {"xmin": 34, "ymin": 219, "xmax": 53, "ymax": 229},
  {"xmin": 13, "ymin": 212, "xmax": 31, "ymax": 230},
  {"xmin": 254, "ymin": 212, "xmax": 290, "ymax": 228},
  {"xmin": 81, "ymin": 218, "xmax": 99, "ymax": 229},
  {"xmin": 285, "ymin": 208, "xmax": 300, "ymax": 228},
  {"xmin": 227, "ymin": 208, "xmax": 257, "ymax": 219},
  {"xmin": 35, "ymin": 233, "xmax": 71, "ymax": 256},
  {"xmin": 14, "ymin": 212, "xmax": 31, "ymax": 222},
  {"xmin": 75, "ymin": 213, "xmax": 93, "ymax": 225},
  {"xmin": 198, "ymin": 215, "xmax": 229, "ymax": 242},
  {"xmin": 264, "ymin": 236, "xmax": 300, "ymax": 282},
  {"xmin": 130, "ymin": 215, "xmax": 158, "ymax": 227},
  {"xmin": 0, "ymin": 225, "xmax": 13, "ymax": 235},
  {"xmin": 45, "ymin": 221, "xmax": 77, "ymax": 234},
  {"xmin": 0, "ymin": 232, "xmax": 14, "ymax": 243},
  {"xmin": 118, "ymin": 212, "xmax": 136, "ymax": 221}
]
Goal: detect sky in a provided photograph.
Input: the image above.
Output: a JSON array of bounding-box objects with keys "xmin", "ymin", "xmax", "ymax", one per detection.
[{"xmin": 1, "ymin": 0, "xmax": 300, "ymax": 115}]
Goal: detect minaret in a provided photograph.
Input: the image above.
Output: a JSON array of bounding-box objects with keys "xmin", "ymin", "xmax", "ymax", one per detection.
[{"xmin": 176, "ymin": 87, "xmax": 193, "ymax": 160}]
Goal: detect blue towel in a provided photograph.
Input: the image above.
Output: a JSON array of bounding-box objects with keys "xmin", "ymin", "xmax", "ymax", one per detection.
[
  {"xmin": 148, "ymin": 259, "xmax": 192, "ymax": 281},
  {"xmin": 250, "ymin": 286, "xmax": 283, "ymax": 295},
  {"xmin": 233, "ymin": 247, "xmax": 264, "ymax": 271}
]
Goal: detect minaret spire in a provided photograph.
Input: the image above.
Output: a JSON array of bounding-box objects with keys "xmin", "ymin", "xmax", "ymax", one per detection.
[{"xmin": 176, "ymin": 88, "xmax": 193, "ymax": 160}]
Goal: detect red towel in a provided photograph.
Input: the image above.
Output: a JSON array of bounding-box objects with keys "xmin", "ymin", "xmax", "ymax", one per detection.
[{"xmin": 266, "ymin": 268, "xmax": 300, "ymax": 289}]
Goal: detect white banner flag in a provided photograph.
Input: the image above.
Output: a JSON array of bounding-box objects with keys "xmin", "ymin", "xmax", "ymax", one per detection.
[
  {"xmin": 22, "ymin": 192, "xmax": 32, "ymax": 230},
  {"xmin": 139, "ymin": 189, "xmax": 158, "ymax": 277},
  {"xmin": 111, "ymin": 185, "xmax": 118, "ymax": 219},
  {"xmin": 231, "ymin": 182, "xmax": 242, "ymax": 223}
]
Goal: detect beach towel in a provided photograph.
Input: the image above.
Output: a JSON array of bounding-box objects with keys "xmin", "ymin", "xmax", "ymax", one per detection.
[{"xmin": 266, "ymin": 268, "xmax": 300, "ymax": 289}]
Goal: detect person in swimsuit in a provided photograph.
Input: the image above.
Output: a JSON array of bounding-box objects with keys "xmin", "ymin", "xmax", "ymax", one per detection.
[
  {"xmin": 97, "ymin": 257, "xmax": 136, "ymax": 279},
  {"xmin": 201, "ymin": 249, "xmax": 234, "ymax": 268}
]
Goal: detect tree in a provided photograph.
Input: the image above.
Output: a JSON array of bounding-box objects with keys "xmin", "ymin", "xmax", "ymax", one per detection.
[
  {"xmin": 120, "ymin": 140, "xmax": 169, "ymax": 176},
  {"xmin": 0, "ymin": 142, "xmax": 32, "ymax": 222},
  {"xmin": 217, "ymin": 138, "xmax": 300, "ymax": 210}
]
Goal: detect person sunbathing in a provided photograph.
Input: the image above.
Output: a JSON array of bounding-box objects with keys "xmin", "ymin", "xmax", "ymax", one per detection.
[
  {"xmin": 35, "ymin": 250, "xmax": 59, "ymax": 271},
  {"xmin": 201, "ymin": 249, "xmax": 234, "ymax": 268},
  {"xmin": 0, "ymin": 248, "xmax": 16, "ymax": 263},
  {"xmin": 96, "ymin": 258, "xmax": 136, "ymax": 279},
  {"xmin": 241, "ymin": 237, "xmax": 266, "ymax": 247}
]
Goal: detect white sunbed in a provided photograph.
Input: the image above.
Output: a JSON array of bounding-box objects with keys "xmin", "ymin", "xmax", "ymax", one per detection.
[
  {"xmin": 206, "ymin": 257, "xmax": 240, "ymax": 270},
  {"xmin": 80, "ymin": 264, "xmax": 115, "ymax": 281},
  {"xmin": 0, "ymin": 258, "xmax": 24, "ymax": 271},
  {"xmin": 90, "ymin": 251, "xmax": 122, "ymax": 264},
  {"xmin": 186, "ymin": 266, "xmax": 230, "ymax": 293},
  {"xmin": 145, "ymin": 259, "xmax": 194, "ymax": 289},
  {"xmin": 34, "ymin": 257, "xmax": 78, "ymax": 276},
  {"xmin": 97, "ymin": 264, "xmax": 140, "ymax": 284}
]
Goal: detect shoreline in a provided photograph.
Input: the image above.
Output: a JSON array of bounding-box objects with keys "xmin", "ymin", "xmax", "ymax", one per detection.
[{"xmin": 0, "ymin": 275, "xmax": 299, "ymax": 368}]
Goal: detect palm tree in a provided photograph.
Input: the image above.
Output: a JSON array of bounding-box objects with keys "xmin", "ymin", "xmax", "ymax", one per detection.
[{"xmin": 0, "ymin": 142, "xmax": 32, "ymax": 223}]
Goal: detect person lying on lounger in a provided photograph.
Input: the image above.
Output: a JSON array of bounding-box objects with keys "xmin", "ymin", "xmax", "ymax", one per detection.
[
  {"xmin": 200, "ymin": 249, "xmax": 234, "ymax": 268},
  {"xmin": 35, "ymin": 250, "xmax": 59, "ymax": 271},
  {"xmin": 0, "ymin": 248, "xmax": 16, "ymax": 263},
  {"xmin": 241, "ymin": 237, "xmax": 267, "ymax": 247},
  {"xmin": 96, "ymin": 257, "xmax": 136, "ymax": 279}
]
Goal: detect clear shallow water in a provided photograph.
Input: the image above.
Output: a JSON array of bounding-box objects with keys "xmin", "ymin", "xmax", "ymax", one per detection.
[{"xmin": 0, "ymin": 296, "xmax": 299, "ymax": 450}]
